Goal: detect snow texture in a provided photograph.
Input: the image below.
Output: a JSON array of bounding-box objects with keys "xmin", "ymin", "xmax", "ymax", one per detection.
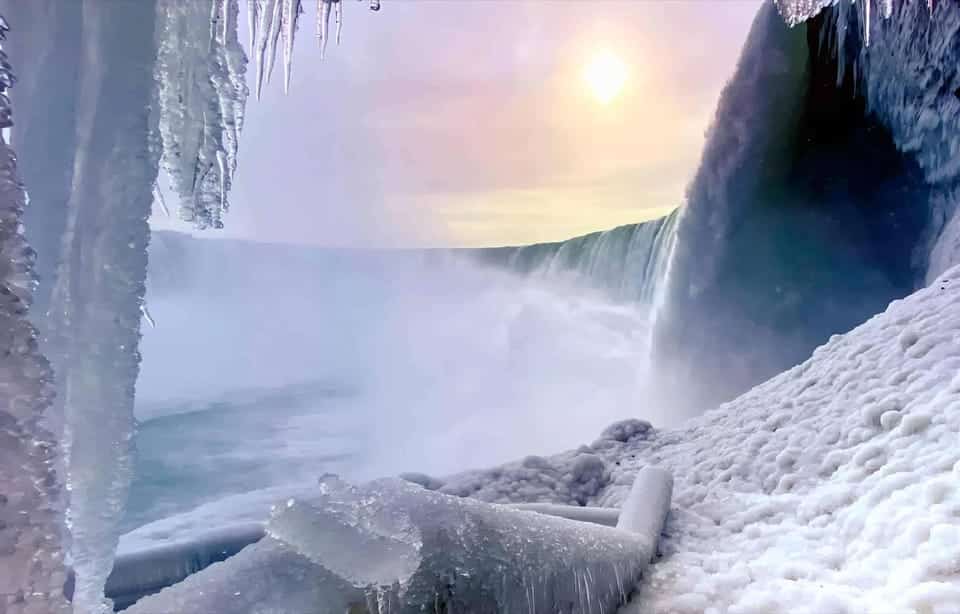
[
  {"xmin": 154, "ymin": 0, "xmax": 248, "ymax": 229},
  {"xmin": 430, "ymin": 420, "xmax": 652, "ymax": 506},
  {"xmin": 0, "ymin": 16, "xmax": 69, "ymax": 613},
  {"xmin": 126, "ymin": 476, "xmax": 656, "ymax": 614},
  {"xmin": 616, "ymin": 271, "xmax": 960, "ymax": 614}
]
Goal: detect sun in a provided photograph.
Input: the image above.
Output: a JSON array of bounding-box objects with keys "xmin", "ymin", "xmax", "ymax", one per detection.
[{"xmin": 583, "ymin": 49, "xmax": 628, "ymax": 104}]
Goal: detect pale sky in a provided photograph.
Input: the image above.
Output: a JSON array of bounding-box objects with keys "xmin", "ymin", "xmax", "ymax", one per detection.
[{"xmin": 152, "ymin": 0, "xmax": 763, "ymax": 248}]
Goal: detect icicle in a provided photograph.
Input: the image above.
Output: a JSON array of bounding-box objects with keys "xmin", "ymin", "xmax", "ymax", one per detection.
[
  {"xmin": 254, "ymin": 0, "xmax": 282, "ymax": 99},
  {"xmin": 281, "ymin": 0, "xmax": 301, "ymax": 93},
  {"xmin": 247, "ymin": 0, "xmax": 258, "ymax": 57},
  {"xmin": 264, "ymin": 0, "xmax": 282, "ymax": 85},
  {"xmin": 335, "ymin": 0, "xmax": 342, "ymax": 45},
  {"xmin": 317, "ymin": 0, "xmax": 332, "ymax": 59},
  {"xmin": 216, "ymin": 149, "xmax": 228, "ymax": 211},
  {"xmin": 140, "ymin": 303, "xmax": 157, "ymax": 329},
  {"xmin": 880, "ymin": 0, "xmax": 892, "ymax": 19},
  {"xmin": 864, "ymin": 0, "xmax": 871, "ymax": 47},
  {"xmin": 152, "ymin": 182, "xmax": 170, "ymax": 217}
]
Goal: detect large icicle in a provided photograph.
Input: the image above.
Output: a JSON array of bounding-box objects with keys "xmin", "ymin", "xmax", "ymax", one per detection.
[
  {"xmin": 0, "ymin": 16, "xmax": 70, "ymax": 614},
  {"xmin": 317, "ymin": 0, "xmax": 333, "ymax": 59},
  {"xmin": 37, "ymin": 1, "xmax": 163, "ymax": 610},
  {"xmin": 281, "ymin": 0, "xmax": 302, "ymax": 93},
  {"xmin": 155, "ymin": 0, "xmax": 248, "ymax": 229}
]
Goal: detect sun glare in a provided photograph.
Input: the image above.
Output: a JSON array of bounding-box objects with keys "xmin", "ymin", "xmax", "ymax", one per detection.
[{"xmin": 584, "ymin": 49, "xmax": 628, "ymax": 104}]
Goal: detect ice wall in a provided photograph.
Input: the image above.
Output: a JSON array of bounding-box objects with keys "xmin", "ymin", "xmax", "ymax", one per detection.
[{"xmin": 0, "ymin": 16, "xmax": 70, "ymax": 613}]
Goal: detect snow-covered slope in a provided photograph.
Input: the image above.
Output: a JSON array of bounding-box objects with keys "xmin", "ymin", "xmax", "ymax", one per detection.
[{"xmin": 427, "ymin": 265, "xmax": 960, "ymax": 613}]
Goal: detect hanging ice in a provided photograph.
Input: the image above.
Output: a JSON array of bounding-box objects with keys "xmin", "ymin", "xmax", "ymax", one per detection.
[
  {"xmin": 0, "ymin": 16, "xmax": 70, "ymax": 613},
  {"xmin": 126, "ymin": 477, "xmax": 660, "ymax": 613},
  {"xmin": 318, "ymin": 0, "xmax": 333, "ymax": 59},
  {"xmin": 281, "ymin": 0, "xmax": 302, "ymax": 93},
  {"xmin": 154, "ymin": 0, "xmax": 248, "ymax": 229}
]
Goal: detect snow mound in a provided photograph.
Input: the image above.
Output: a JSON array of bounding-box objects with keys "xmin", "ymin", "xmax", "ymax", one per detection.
[
  {"xmin": 431, "ymin": 448, "xmax": 617, "ymax": 506},
  {"xmin": 612, "ymin": 266, "xmax": 960, "ymax": 613}
]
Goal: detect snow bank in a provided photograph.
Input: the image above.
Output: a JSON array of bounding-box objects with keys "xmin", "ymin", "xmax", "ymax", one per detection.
[{"xmin": 617, "ymin": 267, "xmax": 960, "ymax": 613}]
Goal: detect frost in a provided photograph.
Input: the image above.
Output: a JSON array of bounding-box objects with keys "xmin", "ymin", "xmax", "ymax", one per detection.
[{"xmin": 0, "ymin": 15, "xmax": 69, "ymax": 612}]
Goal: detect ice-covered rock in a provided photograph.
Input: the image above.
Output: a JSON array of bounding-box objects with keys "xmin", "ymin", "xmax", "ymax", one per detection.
[{"xmin": 0, "ymin": 14, "xmax": 69, "ymax": 613}]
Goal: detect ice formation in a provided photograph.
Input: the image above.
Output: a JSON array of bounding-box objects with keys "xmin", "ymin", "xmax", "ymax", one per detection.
[
  {"xmin": 125, "ymin": 476, "xmax": 659, "ymax": 613},
  {"xmin": 246, "ymin": 0, "xmax": 380, "ymax": 95},
  {"xmin": 0, "ymin": 16, "xmax": 69, "ymax": 613},
  {"xmin": 29, "ymin": 1, "xmax": 163, "ymax": 611},
  {"xmin": 154, "ymin": 0, "xmax": 248, "ymax": 229}
]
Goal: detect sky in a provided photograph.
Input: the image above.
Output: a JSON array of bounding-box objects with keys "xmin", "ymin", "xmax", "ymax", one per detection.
[{"xmin": 152, "ymin": 0, "xmax": 763, "ymax": 248}]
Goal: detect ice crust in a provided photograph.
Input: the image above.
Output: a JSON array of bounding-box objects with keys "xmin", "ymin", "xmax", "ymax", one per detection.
[{"xmin": 126, "ymin": 477, "xmax": 658, "ymax": 613}]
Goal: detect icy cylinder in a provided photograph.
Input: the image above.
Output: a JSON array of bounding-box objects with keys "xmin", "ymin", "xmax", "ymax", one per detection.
[
  {"xmin": 127, "ymin": 477, "xmax": 664, "ymax": 613},
  {"xmin": 616, "ymin": 466, "xmax": 673, "ymax": 552}
]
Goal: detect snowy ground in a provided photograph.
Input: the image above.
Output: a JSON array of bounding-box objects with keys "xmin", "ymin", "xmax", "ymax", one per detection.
[
  {"xmin": 119, "ymin": 266, "xmax": 960, "ymax": 612},
  {"xmin": 432, "ymin": 266, "xmax": 960, "ymax": 613}
]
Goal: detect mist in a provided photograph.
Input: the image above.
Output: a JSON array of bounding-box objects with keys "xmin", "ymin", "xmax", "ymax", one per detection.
[{"xmin": 131, "ymin": 232, "xmax": 667, "ymax": 527}]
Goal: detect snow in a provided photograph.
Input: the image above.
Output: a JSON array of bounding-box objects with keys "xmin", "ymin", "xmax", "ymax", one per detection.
[
  {"xmin": 126, "ymin": 476, "xmax": 660, "ymax": 613},
  {"xmin": 0, "ymin": 16, "xmax": 69, "ymax": 612}
]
